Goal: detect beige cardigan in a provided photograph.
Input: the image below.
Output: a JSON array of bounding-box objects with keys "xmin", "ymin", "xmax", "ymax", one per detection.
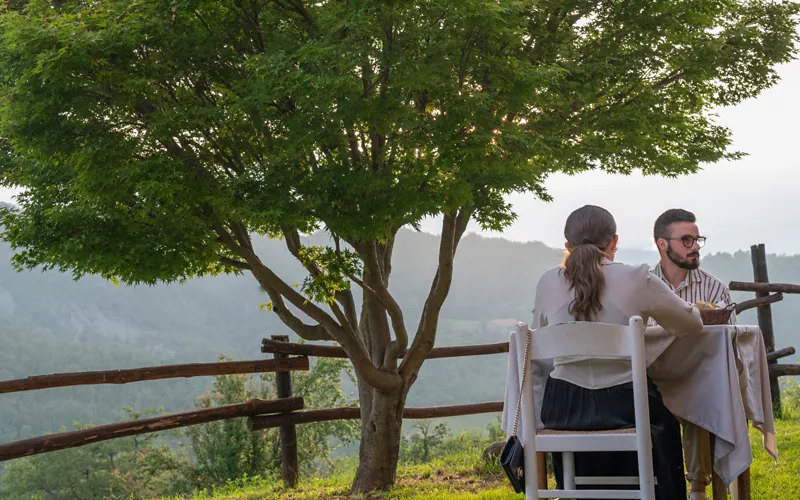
[{"xmin": 531, "ymin": 259, "xmax": 703, "ymax": 389}]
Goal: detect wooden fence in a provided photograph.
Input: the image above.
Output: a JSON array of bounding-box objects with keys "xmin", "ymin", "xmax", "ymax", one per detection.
[
  {"xmin": 0, "ymin": 358, "xmax": 311, "ymax": 462},
  {"xmin": 729, "ymin": 244, "xmax": 800, "ymax": 416},
  {"xmin": 0, "ymin": 334, "xmax": 510, "ymax": 485}
]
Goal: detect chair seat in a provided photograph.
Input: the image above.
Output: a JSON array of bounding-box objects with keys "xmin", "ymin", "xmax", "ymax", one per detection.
[
  {"xmin": 536, "ymin": 489, "xmax": 644, "ymax": 499},
  {"xmin": 536, "ymin": 428, "xmax": 639, "ymax": 452},
  {"xmin": 538, "ymin": 427, "xmax": 636, "ymax": 436}
]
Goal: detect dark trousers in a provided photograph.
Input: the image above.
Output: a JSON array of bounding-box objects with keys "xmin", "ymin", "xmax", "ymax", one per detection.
[{"xmin": 541, "ymin": 376, "xmax": 687, "ymax": 500}]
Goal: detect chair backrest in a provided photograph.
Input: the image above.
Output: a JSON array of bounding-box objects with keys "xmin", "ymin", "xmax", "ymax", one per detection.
[
  {"xmin": 514, "ymin": 316, "xmax": 654, "ymax": 499},
  {"xmin": 529, "ymin": 317, "xmax": 644, "ymax": 361}
]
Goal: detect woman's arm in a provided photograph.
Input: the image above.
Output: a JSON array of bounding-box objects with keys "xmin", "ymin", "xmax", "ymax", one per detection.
[
  {"xmin": 640, "ymin": 271, "xmax": 703, "ymax": 337},
  {"xmin": 531, "ymin": 278, "xmax": 548, "ymax": 329}
]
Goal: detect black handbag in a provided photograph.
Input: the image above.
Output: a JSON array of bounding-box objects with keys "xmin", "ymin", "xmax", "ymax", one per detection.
[{"xmin": 499, "ymin": 327, "xmax": 531, "ymax": 494}]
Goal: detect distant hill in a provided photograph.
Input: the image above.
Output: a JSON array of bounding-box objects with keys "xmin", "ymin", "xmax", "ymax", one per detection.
[{"xmin": 0, "ymin": 230, "xmax": 798, "ymax": 441}]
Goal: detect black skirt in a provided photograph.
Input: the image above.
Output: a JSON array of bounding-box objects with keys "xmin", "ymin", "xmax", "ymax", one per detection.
[{"xmin": 541, "ymin": 376, "xmax": 686, "ymax": 500}]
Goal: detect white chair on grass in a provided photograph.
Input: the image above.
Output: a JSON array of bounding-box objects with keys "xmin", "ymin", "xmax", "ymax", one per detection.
[{"xmin": 516, "ymin": 316, "xmax": 655, "ymax": 500}]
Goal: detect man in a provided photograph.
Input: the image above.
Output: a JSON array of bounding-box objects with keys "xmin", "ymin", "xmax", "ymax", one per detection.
[{"xmin": 651, "ymin": 208, "xmax": 735, "ymax": 500}]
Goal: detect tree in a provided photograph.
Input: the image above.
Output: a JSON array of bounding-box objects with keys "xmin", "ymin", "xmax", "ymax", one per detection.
[
  {"xmin": 400, "ymin": 419, "xmax": 450, "ymax": 463},
  {"xmin": 0, "ymin": 0, "xmax": 797, "ymax": 492}
]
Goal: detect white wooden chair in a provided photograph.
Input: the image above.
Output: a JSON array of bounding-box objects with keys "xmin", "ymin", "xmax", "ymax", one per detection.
[{"xmin": 516, "ymin": 316, "xmax": 655, "ymax": 500}]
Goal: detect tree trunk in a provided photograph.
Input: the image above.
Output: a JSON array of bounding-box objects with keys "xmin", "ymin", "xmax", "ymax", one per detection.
[{"xmin": 350, "ymin": 385, "xmax": 406, "ymax": 492}]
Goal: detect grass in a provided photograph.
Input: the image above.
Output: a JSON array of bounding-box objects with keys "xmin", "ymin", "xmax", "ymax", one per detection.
[
  {"xmin": 749, "ymin": 417, "xmax": 800, "ymax": 498},
  {"xmin": 166, "ymin": 419, "xmax": 800, "ymax": 500}
]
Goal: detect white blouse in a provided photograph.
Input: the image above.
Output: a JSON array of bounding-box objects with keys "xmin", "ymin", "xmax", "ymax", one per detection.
[{"xmin": 531, "ymin": 259, "xmax": 703, "ymax": 389}]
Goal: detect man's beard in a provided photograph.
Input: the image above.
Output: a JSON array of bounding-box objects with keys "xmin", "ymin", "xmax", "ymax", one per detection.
[{"xmin": 667, "ymin": 245, "xmax": 700, "ymax": 270}]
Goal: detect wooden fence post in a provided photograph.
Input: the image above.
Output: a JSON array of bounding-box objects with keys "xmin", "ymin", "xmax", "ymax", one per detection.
[
  {"xmin": 272, "ymin": 335, "xmax": 299, "ymax": 488},
  {"xmin": 751, "ymin": 244, "xmax": 781, "ymax": 417}
]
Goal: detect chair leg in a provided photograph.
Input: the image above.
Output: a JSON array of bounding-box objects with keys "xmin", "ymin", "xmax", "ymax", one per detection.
[
  {"xmin": 735, "ymin": 468, "xmax": 751, "ymax": 500},
  {"xmin": 562, "ymin": 451, "xmax": 576, "ymax": 489},
  {"xmin": 537, "ymin": 452, "xmax": 547, "ymax": 489},
  {"xmin": 712, "ymin": 472, "xmax": 727, "ymax": 500}
]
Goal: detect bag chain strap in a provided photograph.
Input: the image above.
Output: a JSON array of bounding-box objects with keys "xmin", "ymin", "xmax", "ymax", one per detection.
[{"xmin": 511, "ymin": 327, "xmax": 532, "ymax": 437}]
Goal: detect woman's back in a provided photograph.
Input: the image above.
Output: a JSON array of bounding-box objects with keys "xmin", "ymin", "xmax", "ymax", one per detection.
[{"xmin": 532, "ymin": 259, "xmax": 702, "ymax": 389}]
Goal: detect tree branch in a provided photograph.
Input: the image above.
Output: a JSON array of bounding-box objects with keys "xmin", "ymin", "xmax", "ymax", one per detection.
[
  {"xmin": 332, "ymin": 233, "xmax": 360, "ymax": 331},
  {"xmin": 281, "ymin": 225, "xmax": 358, "ymax": 334},
  {"xmin": 345, "ymin": 239, "xmax": 392, "ymax": 368},
  {"xmin": 230, "ymin": 220, "xmax": 254, "ymax": 251},
  {"xmin": 453, "ymin": 205, "xmax": 471, "ymax": 253},
  {"xmin": 268, "ymin": 291, "xmax": 331, "ymax": 341},
  {"xmin": 615, "ymin": 70, "xmax": 686, "ymax": 108},
  {"xmin": 231, "ymin": 0, "xmax": 265, "ymax": 52},
  {"xmin": 653, "ymin": 70, "xmax": 685, "ymax": 90},
  {"xmin": 220, "ymin": 256, "xmax": 251, "ymax": 270},
  {"xmin": 213, "ymin": 221, "xmax": 331, "ymax": 342},
  {"xmin": 328, "ymin": 299, "xmax": 355, "ymax": 336},
  {"xmin": 209, "ymin": 218, "xmax": 398, "ymax": 392},
  {"xmin": 270, "ymin": 0, "xmax": 315, "ymax": 27},
  {"xmin": 361, "ymin": 242, "xmax": 408, "ymax": 362},
  {"xmin": 345, "ymin": 128, "xmax": 362, "ymax": 165},
  {"xmin": 400, "ymin": 207, "xmax": 472, "ymax": 382},
  {"xmin": 254, "ymin": 271, "xmax": 397, "ymax": 392}
]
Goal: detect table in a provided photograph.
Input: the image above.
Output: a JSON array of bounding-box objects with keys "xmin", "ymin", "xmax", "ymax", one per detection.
[{"xmin": 647, "ymin": 325, "xmax": 776, "ymax": 497}]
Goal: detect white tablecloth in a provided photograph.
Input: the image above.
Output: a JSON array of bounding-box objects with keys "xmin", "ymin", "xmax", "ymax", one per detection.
[
  {"xmin": 732, "ymin": 326, "xmax": 777, "ymax": 460},
  {"xmin": 502, "ymin": 324, "xmax": 776, "ymax": 487}
]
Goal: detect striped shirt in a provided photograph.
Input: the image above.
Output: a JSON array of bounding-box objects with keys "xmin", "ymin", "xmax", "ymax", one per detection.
[{"xmin": 650, "ymin": 262, "xmax": 736, "ymax": 325}]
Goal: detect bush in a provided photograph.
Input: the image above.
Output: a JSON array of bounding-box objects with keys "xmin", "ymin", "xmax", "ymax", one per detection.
[{"xmin": 399, "ymin": 416, "xmax": 503, "ymax": 465}]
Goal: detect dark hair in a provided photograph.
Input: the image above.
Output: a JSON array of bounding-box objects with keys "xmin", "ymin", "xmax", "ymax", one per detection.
[
  {"xmin": 562, "ymin": 205, "xmax": 617, "ymax": 321},
  {"xmin": 653, "ymin": 208, "xmax": 696, "ymax": 242}
]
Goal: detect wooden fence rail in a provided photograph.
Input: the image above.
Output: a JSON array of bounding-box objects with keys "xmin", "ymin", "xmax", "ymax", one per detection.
[
  {"xmin": 767, "ymin": 347, "xmax": 795, "ymax": 363},
  {"xmin": 729, "ymin": 281, "xmax": 800, "ymax": 294},
  {"xmin": 261, "ymin": 339, "xmax": 509, "ymax": 359},
  {"xmin": 0, "ymin": 357, "xmax": 310, "ymax": 395},
  {"xmin": 769, "ymin": 364, "xmax": 800, "ymax": 377},
  {"xmin": 735, "ymin": 293, "xmax": 783, "ymax": 314},
  {"xmin": 247, "ymin": 401, "xmax": 504, "ymax": 431},
  {"xmin": 0, "ymin": 397, "xmax": 304, "ymax": 462}
]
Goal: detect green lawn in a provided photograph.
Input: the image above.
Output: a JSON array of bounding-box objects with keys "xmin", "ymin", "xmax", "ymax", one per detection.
[
  {"xmin": 169, "ymin": 419, "xmax": 800, "ymax": 500},
  {"xmin": 749, "ymin": 418, "xmax": 800, "ymax": 498}
]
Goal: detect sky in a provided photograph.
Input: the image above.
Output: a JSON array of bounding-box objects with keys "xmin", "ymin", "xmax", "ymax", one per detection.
[{"xmin": 1, "ymin": 59, "xmax": 799, "ymax": 256}]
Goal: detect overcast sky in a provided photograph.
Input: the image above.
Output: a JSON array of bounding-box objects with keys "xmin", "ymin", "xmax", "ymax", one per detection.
[{"xmin": 2, "ymin": 59, "xmax": 799, "ymax": 256}]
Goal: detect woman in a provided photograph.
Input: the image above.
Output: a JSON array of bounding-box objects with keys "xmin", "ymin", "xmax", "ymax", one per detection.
[{"xmin": 533, "ymin": 205, "xmax": 703, "ymax": 499}]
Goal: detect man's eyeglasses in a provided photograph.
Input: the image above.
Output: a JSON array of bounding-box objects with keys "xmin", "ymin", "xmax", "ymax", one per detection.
[{"xmin": 666, "ymin": 236, "xmax": 706, "ymax": 248}]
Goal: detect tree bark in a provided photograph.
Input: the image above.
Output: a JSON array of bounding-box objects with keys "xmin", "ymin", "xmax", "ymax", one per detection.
[{"xmin": 350, "ymin": 386, "xmax": 405, "ymax": 493}]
